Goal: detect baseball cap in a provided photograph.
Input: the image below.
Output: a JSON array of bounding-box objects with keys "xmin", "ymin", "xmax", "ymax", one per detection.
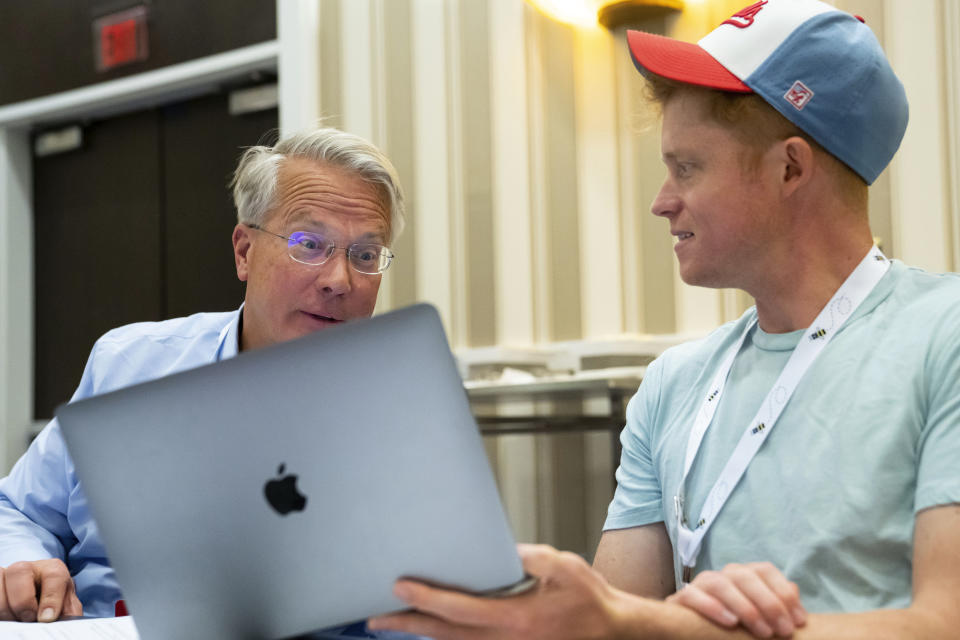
[{"xmin": 626, "ymin": 0, "xmax": 908, "ymax": 185}]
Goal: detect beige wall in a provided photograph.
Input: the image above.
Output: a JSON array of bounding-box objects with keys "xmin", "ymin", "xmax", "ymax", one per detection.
[
  {"xmin": 308, "ymin": 0, "xmax": 959, "ymax": 349},
  {"xmin": 291, "ymin": 0, "xmax": 960, "ymax": 556}
]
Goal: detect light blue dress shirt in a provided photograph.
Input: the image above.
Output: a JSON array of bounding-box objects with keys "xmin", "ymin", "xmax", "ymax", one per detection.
[{"xmin": 0, "ymin": 309, "xmax": 424, "ymax": 638}]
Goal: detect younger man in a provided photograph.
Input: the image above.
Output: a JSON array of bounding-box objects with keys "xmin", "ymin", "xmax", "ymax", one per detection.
[
  {"xmin": 0, "ymin": 127, "xmax": 409, "ymax": 640},
  {"xmin": 371, "ymin": 1, "xmax": 960, "ymax": 638}
]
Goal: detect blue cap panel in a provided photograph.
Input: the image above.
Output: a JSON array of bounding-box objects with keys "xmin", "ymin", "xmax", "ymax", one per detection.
[{"xmin": 745, "ymin": 12, "xmax": 908, "ymax": 184}]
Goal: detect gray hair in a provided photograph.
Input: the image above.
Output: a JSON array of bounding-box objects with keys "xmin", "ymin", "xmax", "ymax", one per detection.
[{"xmin": 230, "ymin": 128, "xmax": 406, "ymax": 242}]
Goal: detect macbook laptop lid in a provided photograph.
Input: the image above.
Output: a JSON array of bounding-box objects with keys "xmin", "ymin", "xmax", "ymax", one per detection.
[{"xmin": 57, "ymin": 303, "xmax": 526, "ymax": 640}]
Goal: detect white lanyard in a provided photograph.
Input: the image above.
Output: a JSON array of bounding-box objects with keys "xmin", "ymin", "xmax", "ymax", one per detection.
[{"xmin": 674, "ymin": 247, "xmax": 890, "ymax": 584}]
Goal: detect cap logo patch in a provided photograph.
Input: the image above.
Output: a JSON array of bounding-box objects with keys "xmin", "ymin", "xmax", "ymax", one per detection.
[
  {"xmin": 784, "ymin": 80, "xmax": 814, "ymax": 110},
  {"xmin": 721, "ymin": 0, "xmax": 768, "ymax": 29}
]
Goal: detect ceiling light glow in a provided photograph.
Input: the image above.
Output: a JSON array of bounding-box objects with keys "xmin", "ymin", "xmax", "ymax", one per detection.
[
  {"xmin": 525, "ymin": 0, "xmax": 685, "ymax": 29},
  {"xmin": 526, "ymin": 0, "xmax": 604, "ymax": 28}
]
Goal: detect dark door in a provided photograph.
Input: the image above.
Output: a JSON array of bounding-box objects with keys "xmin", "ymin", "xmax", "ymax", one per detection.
[{"xmin": 33, "ymin": 89, "xmax": 278, "ymax": 418}]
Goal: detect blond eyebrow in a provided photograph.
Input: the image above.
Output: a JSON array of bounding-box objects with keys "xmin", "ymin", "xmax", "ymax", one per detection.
[{"xmin": 662, "ymin": 151, "xmax": 695, "ymax": 162}]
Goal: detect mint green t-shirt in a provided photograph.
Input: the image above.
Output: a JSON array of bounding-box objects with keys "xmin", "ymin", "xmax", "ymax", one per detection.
[{"xmin": 604, "ymin": 261, "xmax": 960, "ymax": 613}]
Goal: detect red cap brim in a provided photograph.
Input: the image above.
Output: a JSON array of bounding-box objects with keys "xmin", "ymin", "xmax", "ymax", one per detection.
[{"xmin": 626, "ymin": 30, "xmax": 751, "ymax": 93}]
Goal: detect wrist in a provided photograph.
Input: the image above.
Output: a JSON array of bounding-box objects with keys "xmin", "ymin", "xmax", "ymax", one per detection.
[{"xmin": 605, "ymin": 588, "xmax": 670, "ymax": 640}]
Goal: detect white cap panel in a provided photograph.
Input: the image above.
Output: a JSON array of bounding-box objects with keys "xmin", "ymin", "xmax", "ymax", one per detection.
[{"xmin": 698, "ymin": 0, "xmax": 836, "ymax": 80}]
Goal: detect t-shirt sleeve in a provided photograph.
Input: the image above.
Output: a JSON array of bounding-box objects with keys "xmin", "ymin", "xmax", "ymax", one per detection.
[
  {"xmin": 603, "ymin": 356, "xmax": 666, "ymax": 530},
  {"xmin": 915, "ymin": 311, "xmax": 960, "ymax": 513}
]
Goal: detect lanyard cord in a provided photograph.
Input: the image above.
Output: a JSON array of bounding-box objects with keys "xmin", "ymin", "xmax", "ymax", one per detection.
[{"xmin": 674, "ymin": 247, "xmax": 891, "ymax": 583}]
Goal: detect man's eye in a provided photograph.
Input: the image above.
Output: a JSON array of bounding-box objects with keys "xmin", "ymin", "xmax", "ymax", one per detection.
[
  {"xmin": 292, "ymin": 233, "xmax": 325, "ymax": 251},
  {"xmin": 675, "ymin": 162, "xmax": 698, "ymax": 178}
]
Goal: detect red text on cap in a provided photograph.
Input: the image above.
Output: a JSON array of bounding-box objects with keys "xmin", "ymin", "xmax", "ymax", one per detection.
[{"xmin": 722, "ymin": 0, "xmax": 769, "ymax": 29}]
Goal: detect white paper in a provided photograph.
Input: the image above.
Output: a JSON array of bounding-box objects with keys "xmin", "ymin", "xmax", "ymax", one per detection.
[{"xmin": 0, "ymin": 616, "xmax": 139, "ymax": 639}]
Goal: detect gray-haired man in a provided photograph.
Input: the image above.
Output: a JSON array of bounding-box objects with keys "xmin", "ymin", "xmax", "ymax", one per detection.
[{"xmin": 0, "ymin": 128, "xmax": 410, "ymax": 638}]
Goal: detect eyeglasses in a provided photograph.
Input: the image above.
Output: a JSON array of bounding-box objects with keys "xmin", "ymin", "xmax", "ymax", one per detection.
[{"xmin": 247, "ymin": 224, "xmax": 394, "ymax": 274}]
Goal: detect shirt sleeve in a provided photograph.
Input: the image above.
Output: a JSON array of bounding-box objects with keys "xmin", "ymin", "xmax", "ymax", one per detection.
[
  {"xmin": 0, "ymin": 421, "xmax": 76, "ymax": 566},
  {"xmin": 603, "ymin": 356, "xmax": 666, "ymax": 530},
  {"xmin": 0, "ymin": 337, "xmax": 106, "ymax": 568},
  {"xmin": 915, "ymin": 310, "xmax": 960, "ymax": 513}
]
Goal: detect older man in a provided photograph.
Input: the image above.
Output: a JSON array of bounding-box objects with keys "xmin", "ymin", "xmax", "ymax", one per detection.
[
  {"xmin": 370, "ymin": 1, "xmax": 960, "ymax": 638},
  {"xmin": 0, "ymin": 128, "xmax": 405, "ymax": 632}
]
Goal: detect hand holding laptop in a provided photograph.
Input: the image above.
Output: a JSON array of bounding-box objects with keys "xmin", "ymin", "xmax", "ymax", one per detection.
[
  {"xmin": 0, "ymin": 559, "xmax": 82, "ymax": 623},
  {"xmin": 370, "ymin": 544, "xmax": 627, "ymax": 640}
]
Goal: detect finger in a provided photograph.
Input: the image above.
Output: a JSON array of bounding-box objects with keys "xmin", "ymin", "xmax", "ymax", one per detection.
[
  {"xmin": 62, "ymin": 583, "xmax": 83, "ymax": 619},
  {"xmin": 3, "ymin": 562, "xmax": 40, "ymax": 622},
  {"xmin": 719, "ymin": 567, "xmax": 792, "ymax": 637},
  {"xmin": 667, "ymin": 585, "xmax": 738, "ymax": 628},
  {"xmin": 36, "ymin": 568, "xmax": 73, "ymax": 622},
  {"xmin": 749, "ymin": 563, "xmax": 806, "ymax": 627},
  {"xmin": 516, "ymin": 544, "xmax": 560, "ymax": 577},
  {"xmin": 0, "ymin": 569, "xmax": 15, "ymax": 621},
  {"xmin": 517, "ymin": 542, "xmax": 553, "ymax": 557},
  {"xmin": 695, "ymin": 571, "xmax": 773, "ymax": 638},
  {"xmin": 391, "ymin": 579, "xmax": 510, "ymax": 628},
  {"xmin": 368, "ymin": 610, "xmax": 484, "ymax": 640},
  {"xmin": 519, "ymin": 544, "xmax": 595, "ymax": 589}
]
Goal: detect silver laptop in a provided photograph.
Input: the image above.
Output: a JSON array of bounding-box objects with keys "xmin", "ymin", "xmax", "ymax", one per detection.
[{"xmin": 57, "ymin": 303, "xmax": 529, "ymax": 640}]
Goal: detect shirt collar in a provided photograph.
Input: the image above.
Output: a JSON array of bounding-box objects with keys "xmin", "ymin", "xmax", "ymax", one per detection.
[{"xmin": 215, "ymin": 304, "xmax": 243, "ymax": 361}]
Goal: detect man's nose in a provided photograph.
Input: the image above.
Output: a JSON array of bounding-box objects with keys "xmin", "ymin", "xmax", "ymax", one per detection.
[
  {"xmin": 315, "ymin": 249, "xmax": 353, "ymax": 295},
  {"xmin": 651, "ymin": 178, "xmax": 680, "ymax": 218}
]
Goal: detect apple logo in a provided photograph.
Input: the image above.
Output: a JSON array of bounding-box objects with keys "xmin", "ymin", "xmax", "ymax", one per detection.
[{"xmin": 263, "ymin": 463, "xmax": 307, "ymax": 515}]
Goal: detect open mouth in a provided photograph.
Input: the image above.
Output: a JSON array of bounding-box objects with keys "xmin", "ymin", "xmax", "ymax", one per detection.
[
  {"xmin": 304, "ymin": 312, "xmax": 341, "ymax": 323},
  {"xmin": 675, "ymin": 232, "xmax": 694, "ymax": 241}
]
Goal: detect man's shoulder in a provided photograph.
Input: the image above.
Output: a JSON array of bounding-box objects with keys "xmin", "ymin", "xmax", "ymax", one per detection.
[
  {"xmin": 71, "ymin": 310, "xmax": 239, "ymax": 401},
  {"xmin": 96, "ymin": 310, "xmax": 237, "ymax": 348},
  {"xmin": 88, "ymin": 310, "xmax": 238, "ymax": 381},
  {"xmin": 884, "ymin": 262, "xmax": 960, "ymax": 326},
  {"xmin": 892, "ymin": 261, "xmax": 960, "ymax": 295},
  {"xmin": 652, "ymin": 310, "xmax": 756, "ymax": 380}
]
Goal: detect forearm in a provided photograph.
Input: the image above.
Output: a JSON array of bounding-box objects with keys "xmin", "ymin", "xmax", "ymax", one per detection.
[
  {"xmin": 616, "ymin": 596, "xmax": 943, "ymax": 640},
  {"xmin": 613, "ymin": 593, "xmax": 753, "ymax": 640},
  {"xmin": 594, "ymin": 525, "xmax": 676, "ymax": 599}
]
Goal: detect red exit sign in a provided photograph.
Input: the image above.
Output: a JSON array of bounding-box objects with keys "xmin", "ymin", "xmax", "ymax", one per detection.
[{"xmin": 94, "ymin": 6, "xmax": 149, "ymax": 72}]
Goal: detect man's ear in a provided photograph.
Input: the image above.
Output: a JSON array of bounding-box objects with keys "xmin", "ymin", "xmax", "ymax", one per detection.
[
  {"xmin": 780, "ymin": 136, "xmax": 815, "ymax": 197},
  {"xmin": 232, "ymin": 224, "xmax": 252, "ymax": 282}
]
